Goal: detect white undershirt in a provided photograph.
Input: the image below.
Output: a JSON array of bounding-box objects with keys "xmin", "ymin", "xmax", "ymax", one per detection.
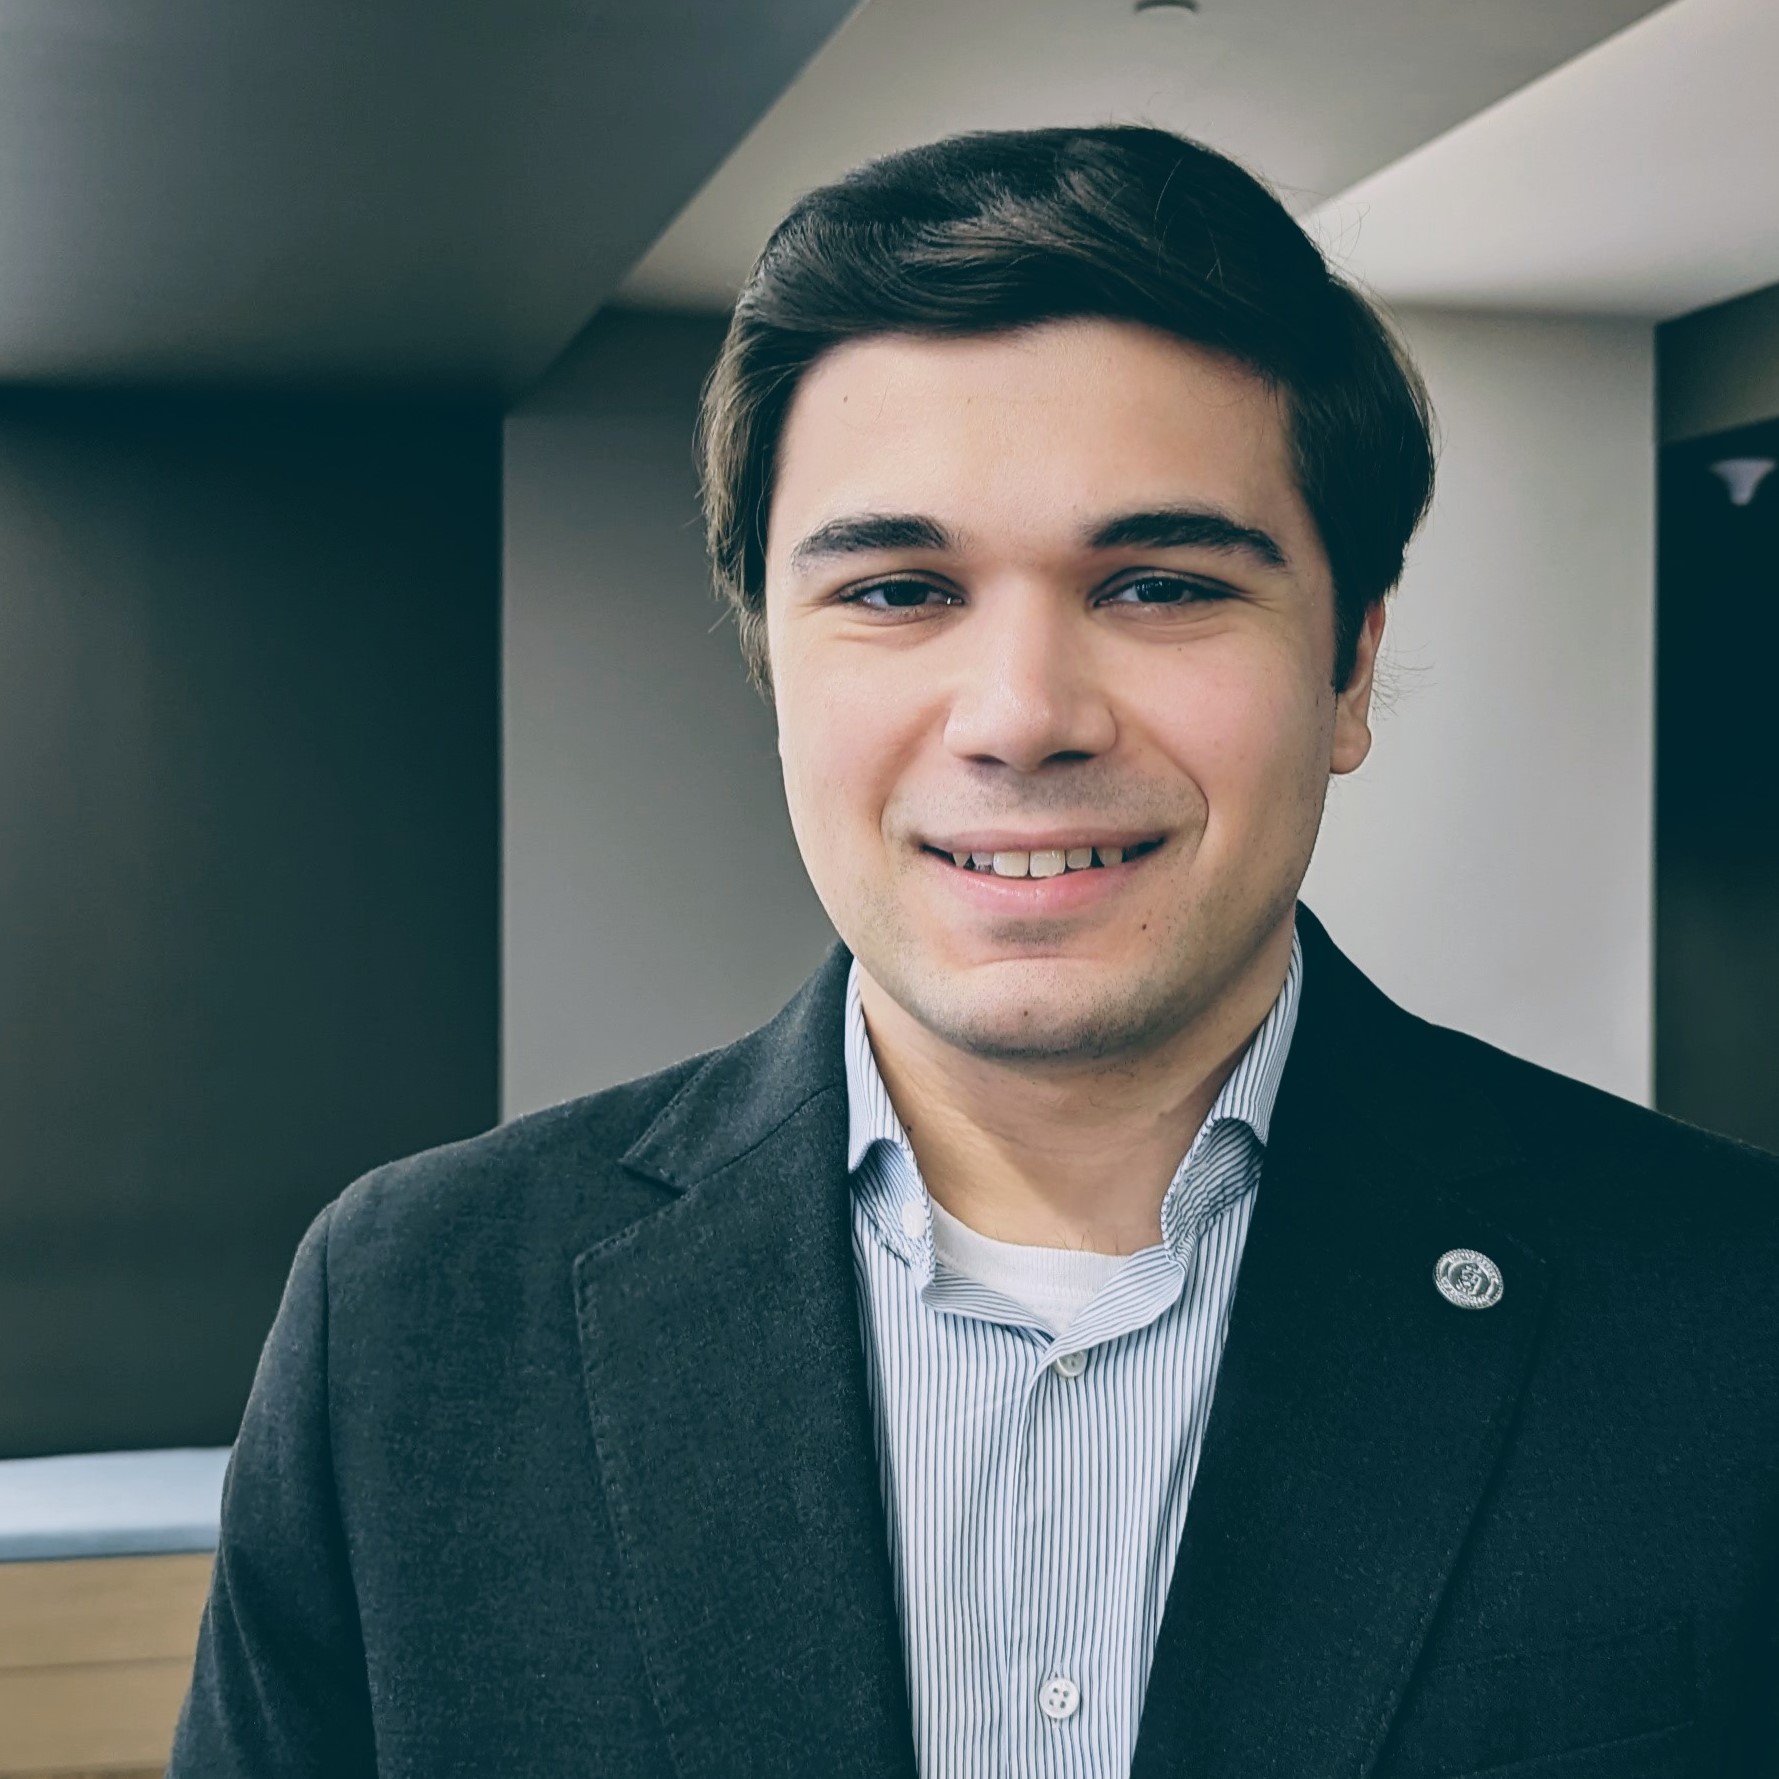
[{"xmin": 925, "ymin": 1189, "xmax": 1134, "ymax": 1337}]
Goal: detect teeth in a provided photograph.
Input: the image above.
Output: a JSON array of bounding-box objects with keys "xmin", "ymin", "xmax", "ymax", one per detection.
[{"xmin": 938, "ymin": 841, "xmax": 1152, "ymax": 874}]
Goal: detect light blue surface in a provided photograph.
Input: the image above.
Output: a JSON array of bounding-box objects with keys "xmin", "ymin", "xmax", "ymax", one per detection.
[{"xmin": 0, "ymin": 1446, "xmax": 230, "ymax": 1561}]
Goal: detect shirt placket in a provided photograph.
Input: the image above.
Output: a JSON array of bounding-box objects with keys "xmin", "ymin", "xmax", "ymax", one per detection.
[{"xmin": 998, "ymin": 1249, "xmax": 1188, "ymax": 1777}]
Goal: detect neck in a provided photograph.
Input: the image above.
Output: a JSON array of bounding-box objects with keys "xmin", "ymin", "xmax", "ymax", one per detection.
[{"xmin": 857, "ymin": 919, "xmax": 1294, "ymax": 1256}]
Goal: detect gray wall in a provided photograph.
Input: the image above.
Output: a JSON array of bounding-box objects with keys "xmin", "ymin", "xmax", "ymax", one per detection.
[
  {"xmin": 502, "ymin": 310, "xmax": 836, "ymax": 1119},
  {"xmin": 0, "ymin": 390, "xmax": 501, "ymax": 1457},
  {"xmin": 1302, "ymin": 310, "xmax": 1655, "ymax": 1103}
]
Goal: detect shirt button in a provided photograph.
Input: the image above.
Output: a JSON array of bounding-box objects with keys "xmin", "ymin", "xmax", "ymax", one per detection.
[
  {"xmin": 1039, "ymin": 1675, "xmax": 1081, "ymax": 1721},
  {"xmin": 1053, "ymin": 1349, "xmax": 1088, "ymax": 1378},
  {"xmin": 900, "ymin": 1200, "xmax": 927, "ymax": 1240}
]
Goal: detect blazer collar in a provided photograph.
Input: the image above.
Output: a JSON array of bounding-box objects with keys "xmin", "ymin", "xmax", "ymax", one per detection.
[
  {"xmin": 575, "ymin": 902, "xmax": 1554, "ymax": 1779},
  {"xmin": 612, "ymin": 929, "xmax": 852, "ymax": 1195}
]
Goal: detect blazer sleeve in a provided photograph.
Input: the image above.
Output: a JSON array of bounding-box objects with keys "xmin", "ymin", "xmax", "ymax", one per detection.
[{"xmin": 167, "ymin": 1201, "xmax": 377, "ymax": 1777}]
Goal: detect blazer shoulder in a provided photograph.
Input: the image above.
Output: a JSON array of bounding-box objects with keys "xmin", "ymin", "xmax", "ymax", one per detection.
[
  {"xmin": 1414, "ymin": 1012, "xmax": 1779, "ymax": 1235},
  {"xmin": 324, "ymin": 1044, "xmax": 721, "ymax": 1268}
]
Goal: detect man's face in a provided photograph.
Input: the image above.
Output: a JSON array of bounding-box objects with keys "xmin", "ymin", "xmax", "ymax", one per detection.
[{"xmin": 763, "ymin": 317, "xmax": 1381, "ymax": 1066}]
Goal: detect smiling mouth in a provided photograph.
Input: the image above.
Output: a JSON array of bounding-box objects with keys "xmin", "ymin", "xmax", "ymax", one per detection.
[{"xmin": 922, "ymin": 838, "xmax": 1165, "ymax": 878}]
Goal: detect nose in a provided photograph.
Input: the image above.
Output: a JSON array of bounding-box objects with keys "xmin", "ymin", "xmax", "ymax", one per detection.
[{"xmin": 941, "ymin": 585, "xmax": 1117, "ymax": 771}]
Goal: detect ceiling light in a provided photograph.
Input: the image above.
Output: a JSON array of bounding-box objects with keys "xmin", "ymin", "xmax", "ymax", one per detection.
[{"xmin": 1709, "ymin": 458, "xmax": 1776, "ymax": 507}]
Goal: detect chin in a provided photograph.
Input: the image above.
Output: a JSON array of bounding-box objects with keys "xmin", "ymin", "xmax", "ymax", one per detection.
[{"xmin": 928, "ymin": 982, "xmax": 1158, "ymax": 1065}]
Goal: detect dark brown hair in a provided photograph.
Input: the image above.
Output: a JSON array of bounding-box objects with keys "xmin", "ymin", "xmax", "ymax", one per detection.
[{"xmin": 697, "ymin": 124, "xmax": 1436, "ymax": 700}]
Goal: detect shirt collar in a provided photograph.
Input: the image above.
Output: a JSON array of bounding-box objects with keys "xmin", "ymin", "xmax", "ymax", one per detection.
[{"xmin": 844, "ymin": 911, "xmax": 1305, "ymax": 1265}]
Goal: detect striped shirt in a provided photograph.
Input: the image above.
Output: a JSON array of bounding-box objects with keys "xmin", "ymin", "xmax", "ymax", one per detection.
[{"xmin": 845, "ymin": 917, "xmax": 1304, "ymax": 1777}]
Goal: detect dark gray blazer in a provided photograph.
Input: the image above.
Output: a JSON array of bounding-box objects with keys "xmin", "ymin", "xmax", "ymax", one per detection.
[{"xmin": 168, "ymin": 903, "xmax": 1779, "ymax": 1778}]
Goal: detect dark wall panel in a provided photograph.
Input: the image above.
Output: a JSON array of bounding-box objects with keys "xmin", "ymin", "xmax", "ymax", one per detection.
[
  {"xmin": 0, "ymin": 391, "xmax": 500, "ymax": 1457},
  {"xmin": 1654, "ymin": 416, "xmax": 1779, "ymax": 1154}
]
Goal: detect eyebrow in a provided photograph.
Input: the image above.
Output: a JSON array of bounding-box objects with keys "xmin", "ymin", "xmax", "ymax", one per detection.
[
  {"xmin": 1086, "ymin": 504, "xmax": 1290, "ymax": 570},
  {"xmin": 788, "ymin": 512, "xmax": 955, "ymax": 574},
  {"xmin": 786, "ymin": 502, "xmax": 1289, "ymax": 576}
]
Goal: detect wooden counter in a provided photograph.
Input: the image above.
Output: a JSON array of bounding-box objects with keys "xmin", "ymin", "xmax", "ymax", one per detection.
[{"xmin": 0, "ymin": 1551, "xmax": 211, "ymax": 1777}]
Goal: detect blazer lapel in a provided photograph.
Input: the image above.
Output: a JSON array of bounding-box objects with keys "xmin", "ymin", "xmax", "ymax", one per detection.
[
  {"xmin": 572, "ymin": 942, "xmax": 918, "ymax": 1779},
  {"xmin": 1132, "ymin": 906, "xmax": 1558, "ymax": 1779}
]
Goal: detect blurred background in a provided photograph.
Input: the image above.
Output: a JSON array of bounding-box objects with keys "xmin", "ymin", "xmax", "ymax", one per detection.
[{"xmin": 0, "ymin": 0, "xmax": 1774, "ymax": 1768}]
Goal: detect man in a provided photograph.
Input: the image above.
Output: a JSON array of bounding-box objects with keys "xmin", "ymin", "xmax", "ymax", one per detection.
[{"xmin": 171, "ymin": 127, "xmax": 1778, "ymax": 1778}]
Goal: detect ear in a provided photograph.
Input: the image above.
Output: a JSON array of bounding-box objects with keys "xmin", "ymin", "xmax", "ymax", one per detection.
[{"xmin": 1331, "ymin": 599, "xmax": 1385, "ymax": 776}]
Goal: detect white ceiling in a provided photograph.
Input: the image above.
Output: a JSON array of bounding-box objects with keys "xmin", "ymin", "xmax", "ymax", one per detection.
[
  {"xmin": 3, "ymin": 0, "xmax": 1761, "ymax": 397},
  {"xmin": 1305, "ymin": 0, "xmax": 1779, "ymax": 319},
  {"xmin": 617, "ymin": 0, "xmax": 1670, "ymax": 311},
  {"xmin": 0, "ymin": 0, "xmax": 856, "ymax": 397}
]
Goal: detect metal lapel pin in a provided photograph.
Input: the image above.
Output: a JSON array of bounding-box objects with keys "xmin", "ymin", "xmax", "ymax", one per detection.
[{"xmin": 1434, "ymin": 1248, "xmax": 1504, "ymax": 1309}]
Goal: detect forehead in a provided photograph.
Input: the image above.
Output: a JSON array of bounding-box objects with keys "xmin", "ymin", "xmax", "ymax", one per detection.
[{"xmin": 768, "ymin": 318, "xmax": 1304, "ymax": 563}]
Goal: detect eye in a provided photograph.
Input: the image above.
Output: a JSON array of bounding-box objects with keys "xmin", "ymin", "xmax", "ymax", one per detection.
[
  {"xmin": 835, "ymin": 579, "xmax": 958, "ymax": 613},
  {"xmin": 1099, "ymin": 574, "xmax": 1233, "ymax": 607}
]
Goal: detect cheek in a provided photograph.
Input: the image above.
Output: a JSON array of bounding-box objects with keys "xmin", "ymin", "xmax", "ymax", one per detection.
[
  {"xmin": 1146, "ymin": 646, "xmax": 1321, "ymax": 801},
  {"xmin": 776, "ymin": 660, "xmax": 898, "ymax": 850}
]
